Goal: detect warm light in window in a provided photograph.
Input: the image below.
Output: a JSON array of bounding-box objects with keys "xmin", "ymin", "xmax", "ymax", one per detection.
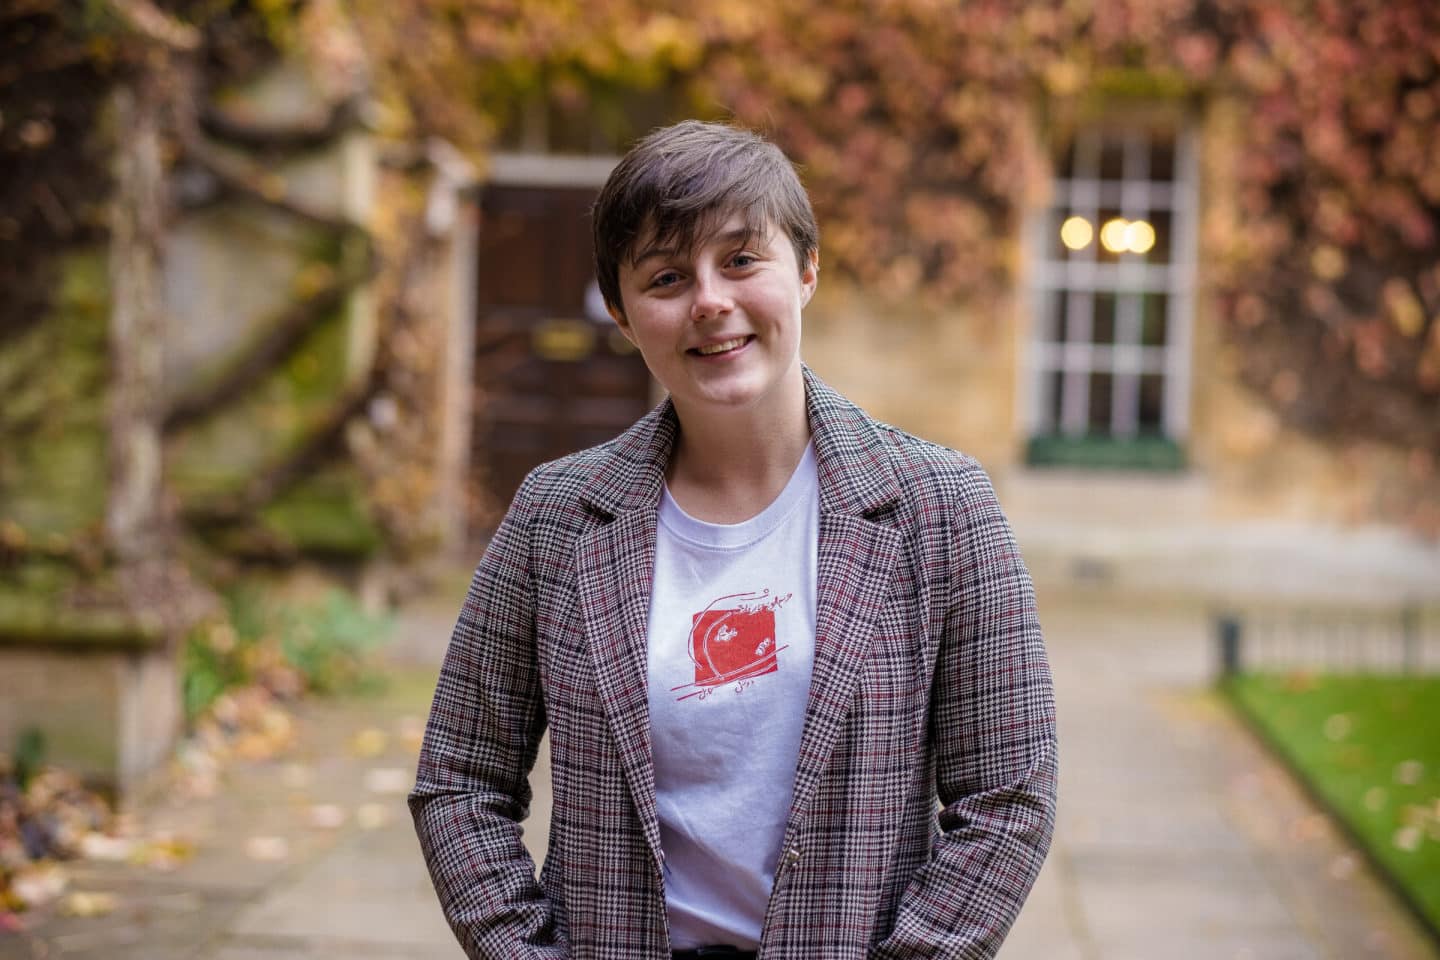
[
  {"xmin": 1125, "ymin": 219, "xmax": 1156, "ymax": 254},
  {"xmin": 1099, "ymin": 217, "xmax": 1130, "ymax": 253},
  {"xmin": 1060, "ymin": 216, "xmax": 1093, "ymax": 251},
  {"xmin": 1095, "ymin": 217, "xmax": 1157, "ymax": 254}
]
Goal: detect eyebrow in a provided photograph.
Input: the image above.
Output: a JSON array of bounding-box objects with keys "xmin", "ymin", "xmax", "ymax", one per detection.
[{"xmin": 631, "ymin": 226, "xmax": 754, "ymax": 267}]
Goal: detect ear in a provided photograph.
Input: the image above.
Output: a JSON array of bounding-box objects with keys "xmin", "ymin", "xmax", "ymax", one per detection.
[
  {"xmin": 608, "ymin": 301, "xmax": 638, "ymax": 346},
  {"xmin": 800, "ymin": 248, "xmax": 819, "ymax": 308}
]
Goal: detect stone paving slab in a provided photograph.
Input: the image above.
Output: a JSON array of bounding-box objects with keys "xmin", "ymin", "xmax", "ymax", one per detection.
[
  {"xmin": 223, "ymin": 811, "xmax": 457, "ymax": 953},
  {"xmin": 999, "ymin": 594, "xmax": 1439, "ymax": 960},
  {"xmin": 2, "ymin": 665, "xmax": 448, "ymax": 960},
  {"xmin": 996, "ymin": 858, "xmax": 1087, "ymax": 960}
]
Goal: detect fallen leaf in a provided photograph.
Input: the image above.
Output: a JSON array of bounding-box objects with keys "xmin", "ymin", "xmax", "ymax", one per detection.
[
  {"xmin": 364, "ymin": 767, "xmax": 410, "ymax": 795},
  {"xmin": 350, "ymin": 728, "xmax": 389, "ymax": 758},
  {"xmin": 1394, "ymin": 760, "xmax": 1424, "ymax": 786},
  {"xmin": 62, "ymin": 891, "xmax": 119, "ymax": 917},
  {"xmin": 281, "ymin": 763, "xmax": 313, "ymax": 789},
  {"xmin": 233, "ymin": 733, "xmax": 275, "ymax": 761},
  {"xmin": 212, "ymin": 694, "xmax": 241, "ymax": 728},
  {"xmin": 11, "ymin": 864, "xmax": 68, "ymax": 908},
  {"xmin": 397, "ymin": 715, "xmax": 425, "ymax": 753},
  {"xmin": 1393, "ymin": 825, "xmax": 1422, "ymax": 852},
  {"xmin": 132, "ymin": 835, "xmax": 195, "ymax": 870},
  {"xmin": 245, "ymin": 836, "xmax": 290, "ymax": 861},
  {"xmin": 1401, "ymin": 804, "xmax": 1433, "ymax": 828},
  {"xmin": 308, "ymin": 804, "xmax": 347, "ymax": 830},
  {"xmin": 79, "ymin": 833, "xmax": 136, "ymax": 861},
  {"xmin": 355, "ymin": 804, "xmax": 391, "ymax": 831},
  {"xmin": 261, "ymin": 707, "xmax": 294, "ymax": 743}
]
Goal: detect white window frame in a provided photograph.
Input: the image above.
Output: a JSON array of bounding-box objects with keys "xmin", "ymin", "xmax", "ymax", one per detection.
[{"xmin": 1023, "ymin": 123, "xmax": 1198, "ymax": 445}]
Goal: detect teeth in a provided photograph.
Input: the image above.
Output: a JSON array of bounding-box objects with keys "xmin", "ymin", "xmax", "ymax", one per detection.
[{"xmin": 696, "ymin": 337, "xmax": 748, "ymax": 356}]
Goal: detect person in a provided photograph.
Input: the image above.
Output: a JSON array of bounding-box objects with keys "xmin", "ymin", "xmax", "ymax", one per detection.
[{"xmin": 410, "ymin": 120, "xmax": 1057, "ymax": 960}]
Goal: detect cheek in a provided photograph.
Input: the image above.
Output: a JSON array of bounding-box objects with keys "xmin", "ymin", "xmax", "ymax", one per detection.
[
  {"xmin": 622, "ymin": 316, "xmax": 679, "ymax": 365},
  {"xmin": 763, "ymin": 292, "xmax": 804, "ymax": 333}
]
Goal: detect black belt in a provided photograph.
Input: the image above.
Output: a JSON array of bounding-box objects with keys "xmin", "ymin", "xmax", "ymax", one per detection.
[{"xmin": 672, "ymin": 949, "xmax": 756, "ymax": 960}]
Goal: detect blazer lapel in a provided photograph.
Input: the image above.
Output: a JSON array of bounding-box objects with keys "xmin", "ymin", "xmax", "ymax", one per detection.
[
  {"xmin": 786, "ymin": 515, "xmax": 900, "ymax": 825},
  {"xmin": 576, "ymin": 507, "xmax": 666, "ymax": 870},
  {"xmin": 573, "ymin": 402, "xmax": 677, "ymax": 874},
  {"xmin": 780, "ymin": 368, "xmax": 903, "ymax": 843}
]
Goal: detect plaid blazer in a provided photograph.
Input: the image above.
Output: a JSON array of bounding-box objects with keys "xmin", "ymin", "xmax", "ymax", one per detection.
[{"xmin": 411, "ymin": 368, "xmax": 1057, "ymax": 959}]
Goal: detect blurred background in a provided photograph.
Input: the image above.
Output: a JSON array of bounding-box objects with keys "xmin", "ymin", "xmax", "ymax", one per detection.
[{"xmin": 1, "ymin": 0, "xmax": 1438, "ymax": 957}]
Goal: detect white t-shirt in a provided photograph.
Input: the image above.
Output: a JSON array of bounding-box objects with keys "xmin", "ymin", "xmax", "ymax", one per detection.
[{"xmin": 645, "ymin": 443, "xmax": 819, "ymax": 950}]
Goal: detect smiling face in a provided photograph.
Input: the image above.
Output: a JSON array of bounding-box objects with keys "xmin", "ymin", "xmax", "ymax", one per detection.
[{"xmin": 610, "ymin": 213, "xmax": 818, "ymax": 420}]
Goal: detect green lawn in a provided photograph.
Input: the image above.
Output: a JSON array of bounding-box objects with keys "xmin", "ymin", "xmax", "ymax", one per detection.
[{"xmin": 1224, "ymin": 673, "xmax": 1440, "ymax": 935}]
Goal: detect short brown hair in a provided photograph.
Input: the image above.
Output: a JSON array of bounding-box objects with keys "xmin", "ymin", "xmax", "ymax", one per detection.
[{"xmin": 592, "ymin": 120, "xmax": 819, "ymax": 316}]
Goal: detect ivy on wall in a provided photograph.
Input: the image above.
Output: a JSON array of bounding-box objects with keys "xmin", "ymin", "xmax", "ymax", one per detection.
[
  {"xmin": 356, "ymin": 0, "xmax": 1440, "ymax": 532},
  {"xmin": 1, "ymin": 0, "xmax": 384, "ymax": 616},
  {"xmin": 5, "ymin": 0, "xmax": 1439, "ymax": 536}
]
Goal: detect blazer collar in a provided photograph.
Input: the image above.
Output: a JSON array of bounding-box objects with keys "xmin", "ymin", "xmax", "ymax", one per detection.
[{"xmin": 576, "ymin": 365, "xmax": 902, "ymax": 519}]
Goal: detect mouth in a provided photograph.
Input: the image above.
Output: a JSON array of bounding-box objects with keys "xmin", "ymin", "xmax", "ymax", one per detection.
[{"xmin": 690, "ymin": 335, "xmax": 754, "ymax": 357}]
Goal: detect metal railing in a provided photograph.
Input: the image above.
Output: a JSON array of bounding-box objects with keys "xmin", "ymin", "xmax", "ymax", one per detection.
[{"xmin": 1216, "ymin": 606, "xmax": 1439, "ymax": 677}]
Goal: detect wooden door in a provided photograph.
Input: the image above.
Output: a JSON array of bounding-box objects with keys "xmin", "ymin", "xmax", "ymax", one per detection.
[{"xmin": 471, "ymin": 184, "xmax": 653, "ymax": 530}]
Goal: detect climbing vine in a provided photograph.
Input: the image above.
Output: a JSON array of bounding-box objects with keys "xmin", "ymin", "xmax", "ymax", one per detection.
[
  {"xmin": 355, "ymin": 0, "xmax": 1440, "ymax": 531},
  {"xmin": 5, "ymin": 0, "xmax": 1439, "ymax": 536}
]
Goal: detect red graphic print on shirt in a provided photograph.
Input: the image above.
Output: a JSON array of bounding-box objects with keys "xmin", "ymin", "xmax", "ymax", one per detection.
[{"xmin": 672, "ymin": 590, "xmax": 792, "ymax": 701}]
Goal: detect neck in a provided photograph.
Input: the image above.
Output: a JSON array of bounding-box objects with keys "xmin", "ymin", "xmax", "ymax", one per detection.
[{"xmin": 665, "ymin": 366, "xmax": 811, "ymax": 523}]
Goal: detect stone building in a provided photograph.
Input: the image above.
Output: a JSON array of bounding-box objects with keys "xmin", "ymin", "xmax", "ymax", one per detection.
[{"xmin": 464, "ymin": 98, "xmax": 1440, "ymax": 611}]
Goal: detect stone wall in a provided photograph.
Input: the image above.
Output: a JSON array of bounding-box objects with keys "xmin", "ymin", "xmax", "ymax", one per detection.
[
  {"xmin": 801, "ymin": 96, "xmax": 1440, "ymax": 607},
  {"xmin": 0, "ymin": 25, "xmax": 467, "ymax": 794}
]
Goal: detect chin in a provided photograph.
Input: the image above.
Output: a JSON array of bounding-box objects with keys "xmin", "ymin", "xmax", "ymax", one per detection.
[{"xmin": 700, "ymin": 373, "xmax": 789, "ymax": 409}]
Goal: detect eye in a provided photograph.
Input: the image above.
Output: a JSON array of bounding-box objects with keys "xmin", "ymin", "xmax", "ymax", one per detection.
[
  {"xmin": 650, "ymin": 270, "xmax": 683, "ymax": 289},
  {"xmin": 728, "ymin": 252, "xmax": 758, "ymax": 269}
]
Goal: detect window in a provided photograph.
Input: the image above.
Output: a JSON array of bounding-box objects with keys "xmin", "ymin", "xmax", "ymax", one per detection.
[{"xmin": 1024, "ymin": 125, "xmax": 1196, "ymax": 470}]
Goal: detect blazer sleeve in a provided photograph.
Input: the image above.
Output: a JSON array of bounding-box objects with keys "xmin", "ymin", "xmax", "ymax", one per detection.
[
  {"xmin": 409, "ymin": 469, "xmax": 569, "ymax": 959},
  {"xmin": 871, "ymin": 462, "xmax": 1058, "ymax": 959}
]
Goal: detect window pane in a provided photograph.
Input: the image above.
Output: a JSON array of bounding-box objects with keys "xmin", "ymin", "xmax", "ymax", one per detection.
[
  {"xmin": 1142, "ymin": 293, "xmax": 1168, "ymax": 346},
  {"xmin": 1065, "ymin": 211, "xmax": 1097, "ymax": 261},
  {"xmin": 1149, "ymin": 209, "xmax": 1173, "ymax": 263},
  {"xmin": 1049, "ymin": 209, "xmax": 1073, "ymax": 260},
  {"xmin": 1092, "ymin": 292, "xmax": 1116, "ymax": 345},
  {"xmin": 1100, "ymin": 139, "xmax": 1125, "ymax": 182},
  {"xmin": 1088, "ymin": 372, "xmax": 1113, "ymax": 434},
  {"xmin": 1063, "ymin": 292, "xmax": 1090, "ymax": 342},
  {"xmin": 1096, "ymin": 207, "xmax": 1124, "ymax": 262},
  {"xmin": 1149, "ymin": 138, "xmax": 1175, "ymax": 183},
  {"xmin": 1139, "ymin": 373, "xmax": 1165, "ymax": 431},
  {"xmin": 1047, "ymin": 290, "xmax": 1069, "ymax": 343}
]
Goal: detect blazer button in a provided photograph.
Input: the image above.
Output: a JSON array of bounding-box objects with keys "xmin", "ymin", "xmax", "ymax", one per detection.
[{"xmin": 784, "ymin": 846, "xmax": 801, "ymax": 865}]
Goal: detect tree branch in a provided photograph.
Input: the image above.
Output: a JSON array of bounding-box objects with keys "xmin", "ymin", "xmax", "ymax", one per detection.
[
  {"xmin": 102, "ymin": 0, "xmax": 201, "ymax": 52},
  {"xmin": 162, "ymin": 238, "xmax": 376, "ymax": 431},
  {"xmin": 177, "ymin": 129, "xmax": 364, "ymax": 233},
  {"xmin": 201, "ymin": 96, "xmax": 367, "ymax": 152}
]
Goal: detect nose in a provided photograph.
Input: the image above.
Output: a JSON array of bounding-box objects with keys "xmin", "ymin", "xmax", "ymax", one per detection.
[{"xmin": 690, "ymin": 268, "xmax": 734, "ymax": 322}]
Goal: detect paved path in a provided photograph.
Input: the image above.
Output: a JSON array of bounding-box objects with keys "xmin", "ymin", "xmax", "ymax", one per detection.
[
  {"xmin": 5, "ymin": 585, "xmax": 1436, "ymax": 959},
  {"xmin": 1004, "ymin": 591, "xmax": 1437, "ymax": 960}
]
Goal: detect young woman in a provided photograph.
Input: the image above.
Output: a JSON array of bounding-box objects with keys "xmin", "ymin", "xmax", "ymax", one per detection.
[{"xmin": 411, "ymin": 120, "xmax": 1057, "ymax": 960}]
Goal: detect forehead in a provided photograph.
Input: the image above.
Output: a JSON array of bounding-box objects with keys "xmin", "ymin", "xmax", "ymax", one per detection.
[{"xmin": 626, "ymin": 206, "xmax": 774, "ymax": 266}]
